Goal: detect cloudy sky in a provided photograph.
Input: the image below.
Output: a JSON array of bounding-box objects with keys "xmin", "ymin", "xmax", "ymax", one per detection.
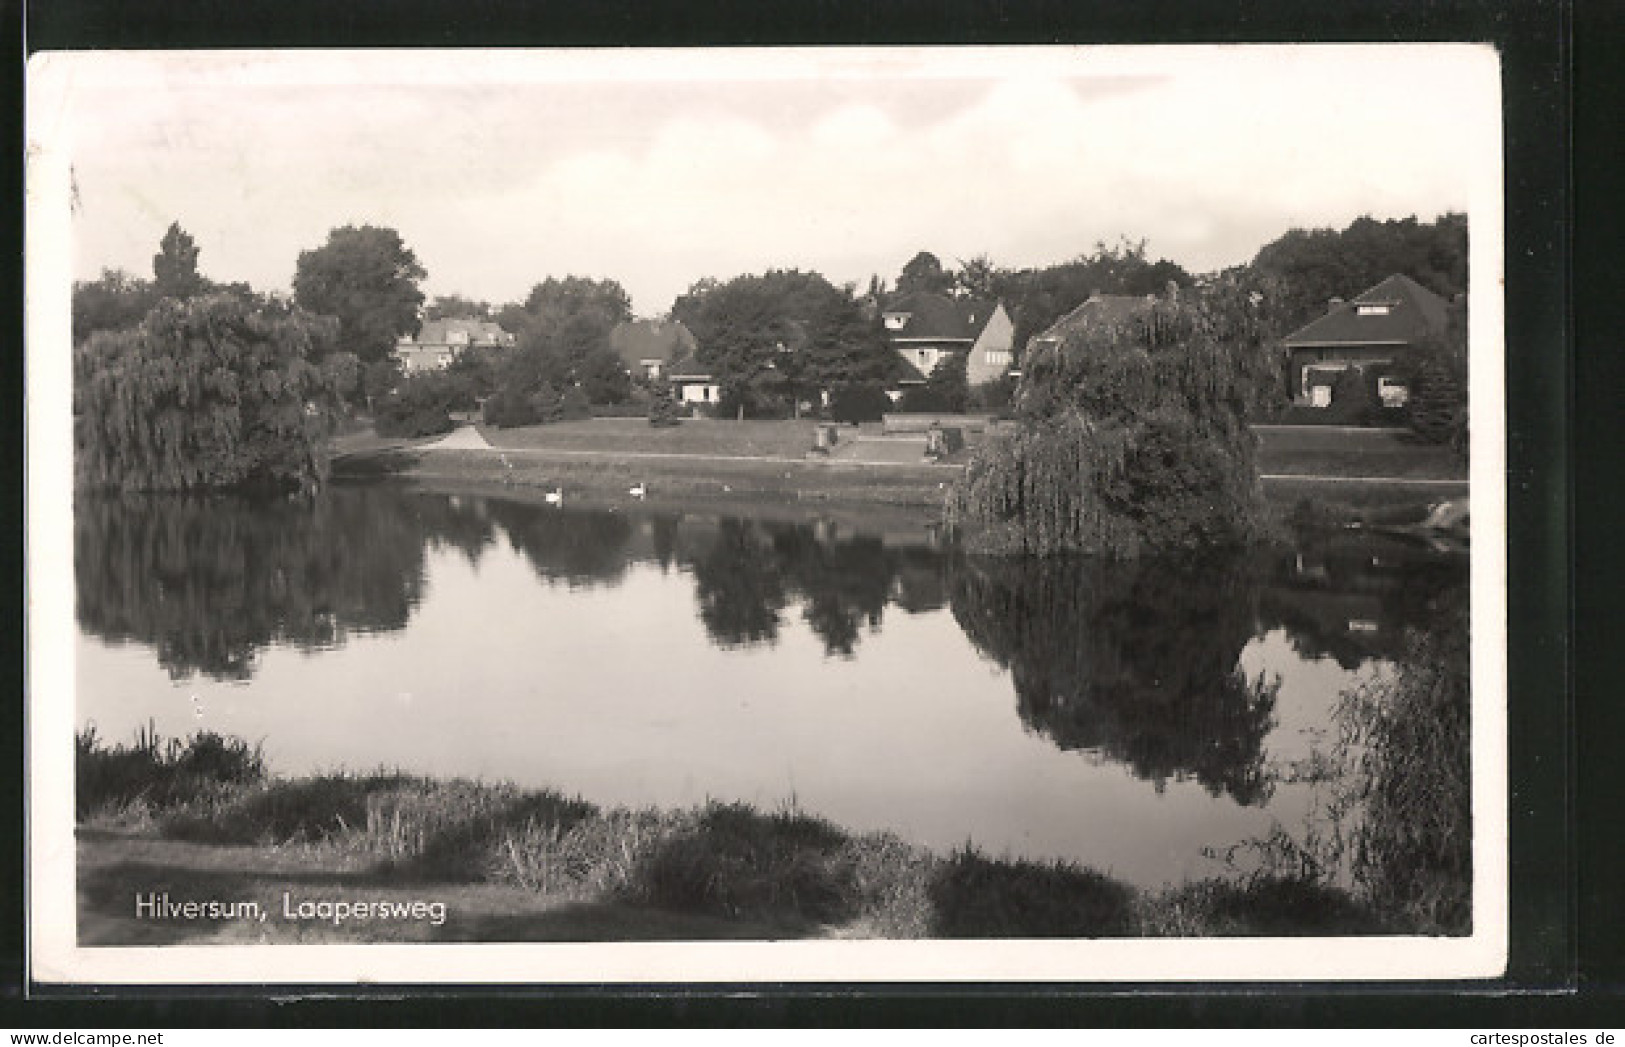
[{"xmin": 32, "ymin": 46, "xmax": 1498, "ymax": 316}]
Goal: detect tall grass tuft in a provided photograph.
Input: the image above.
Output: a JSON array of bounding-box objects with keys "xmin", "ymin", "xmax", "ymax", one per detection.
[{"xmin": 76, "ymin": 721, "xmax": 266, "ymax": 822}]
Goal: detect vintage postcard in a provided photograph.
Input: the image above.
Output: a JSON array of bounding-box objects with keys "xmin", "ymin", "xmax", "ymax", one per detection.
[{"xmin": 26, "ymin": 44, "xmax": 1507, "ymax": 984}]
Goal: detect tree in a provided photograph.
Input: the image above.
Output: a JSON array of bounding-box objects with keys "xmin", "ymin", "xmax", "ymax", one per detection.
[
  {"xmin": 994, "ymin": 239, "xmax": 1194, "ymax": 354},
  {"xmin": 949, "ymin": 275, "xmax": 1283, "ymax": 556},
  {"xmin": 954, "ymin": 253, "xmax": 1002, "ymax": 300},
  {"xmin": 72, "ymin": 268, "xmax": 157, "ymax": 345},
  {"xmin": 498, "ymin": 275, "xmax": 633, "ymax": 404},
  {"xmin": 1404, "ymin": 294, "xmax": 1469, "ymax": 452},
  {"xmin": 1249, "ymin": 212, "xmax": 1467, "ymax": 334},
  {"xmin": 293, "ymin": 225, "xmax": 427, "ymax": 363},
  {"xmin": 152, "ymin": 221, "xmax": 205, "ymax": 301},
  {"xmin": 424, "ymin": 294, "xmax": 492, "ymax": 321},
  {"xmin": 896, "ymin": 251, "xmax": 954, "ymax": 296},
  {"xmin": 671, "ymin": 269, "xmax": 891, "ymax": 418},
  {"xmin": 76, "ymin": 291, "xmax": 347, "ymax": 494}
]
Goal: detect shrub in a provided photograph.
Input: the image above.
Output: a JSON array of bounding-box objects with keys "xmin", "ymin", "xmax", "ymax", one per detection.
[
  {"xmin": 648, "ymin": 393, "xmax": 683, "ymax": 428},
  {"xmin": 967, "ymin": 375, "xmax": 1017, "ymax": 417},
  {"xmin": 482, "ymin": 387, "xmax": 539, "ymax": 428},
  {"xmin": 557, "ymin": 386, "xmax": 592, "ymax": 421},
  {"xmin": 591, "ymin": 400, "xmax": 652, "ymax": 419},
  {"xmin": 896, "ymin": 385, "xmax": 956, "ymax": 413},
  {"xmin": 829, "ymin": 383, "xmax": 892, "ymax": 424}
]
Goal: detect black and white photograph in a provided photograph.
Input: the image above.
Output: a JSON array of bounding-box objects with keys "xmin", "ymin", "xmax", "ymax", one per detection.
[{"xmin": 26, "ymin": 44, "xmax": 1507, "ymax": 984}]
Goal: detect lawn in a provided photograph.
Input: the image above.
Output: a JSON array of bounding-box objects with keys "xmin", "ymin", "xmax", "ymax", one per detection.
[
  {"xmin": 482, "ymin": 417, "xmax": 824, "ymax": 459},
  {"xmin": 1252, "ymin": 424, "xmax": 1467, "ymax": 480}
]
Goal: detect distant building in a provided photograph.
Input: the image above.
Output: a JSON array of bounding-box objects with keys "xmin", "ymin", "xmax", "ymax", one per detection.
[
  {"xmin": 609, "ymin": 318, "xmax": 699, "ymax": 380},
  {"xmin": 667, "ymin": 369, "xmax": 720, "ymax": 407},
  {"xmin": 880, "ymin": 293, "xmax": 1016, "ymax": 387},
  {"xmin": 1026, "ymin": 292, "xmax": 1162, "ymax": 358},
  {"xmin": 393, "ymin": 317, "xmax": 516, "ymax": 373},
  {"xmin": 1279, "ymin": 274, "xmax": 1452, "ymax": 407}
]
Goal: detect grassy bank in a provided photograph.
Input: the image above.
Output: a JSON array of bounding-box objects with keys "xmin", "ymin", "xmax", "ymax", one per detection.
[
  {"xmin": 77, "ymin": 726, "xmax": 1390, "ymax": 944},
  {"xmin": 331, "ymin": 418, "xmax": 1466, "ymax": 524}
]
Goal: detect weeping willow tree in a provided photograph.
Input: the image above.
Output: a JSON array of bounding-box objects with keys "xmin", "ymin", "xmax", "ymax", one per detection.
[
  {"xmin": 948, "ymin": 277, "xmax": 1286, "ymax": 557},
  {"xmin": 75, "ymin": 292, "xmax": 350, "ymax": 494}
]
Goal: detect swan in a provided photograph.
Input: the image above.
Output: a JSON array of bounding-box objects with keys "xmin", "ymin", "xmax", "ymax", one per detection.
[{"xmin": 544, "ymin": 487, "xmax": 563, "ymax": 506}]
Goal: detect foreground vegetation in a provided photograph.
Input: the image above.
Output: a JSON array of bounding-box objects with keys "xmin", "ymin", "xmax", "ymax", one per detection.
[{"xmin": 78, "ymin": 725, "xmax": 1396, "ymax": 942}]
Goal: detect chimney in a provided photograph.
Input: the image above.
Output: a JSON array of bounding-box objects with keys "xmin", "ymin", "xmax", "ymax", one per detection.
[{"xmin": 1328, "ymin": 296, "xmax": 1345, "ymax": 313}]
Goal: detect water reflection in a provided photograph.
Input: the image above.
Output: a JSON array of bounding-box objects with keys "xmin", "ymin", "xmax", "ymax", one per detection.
[
  {"xmin": 948, "ymin": 555, "xmax": 1278, "ymax": 805},
  {"xmin": 75, "ymin": 486, "xmax": 1466, "ymax": 781},
  {"xmin": 1257, "ymin": 533, "xmax": 1468, "ymax": 670},
  {"xmin": 75, "ymin": 489, "xmax": 436, "ymax": 680}
]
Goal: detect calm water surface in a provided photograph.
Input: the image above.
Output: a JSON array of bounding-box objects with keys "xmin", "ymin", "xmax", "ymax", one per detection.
[{"xmin": 74, "ymin": 485, "xmax": 1466, "ymax": 889}]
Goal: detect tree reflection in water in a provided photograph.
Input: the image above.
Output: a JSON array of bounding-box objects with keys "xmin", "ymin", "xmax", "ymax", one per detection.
[
  {"xmin": 690, "ymin": 518, "xmax": 788, "ymax": 648},
  {"xmin": 949, "ymin": 554, "xmax": 1279, "ymax": 806},
  {"xmin": 78, "ymin": 491, "xmax": 1452, "ymax": 825},
  {"xmin": 75, "ymin": 488, "xmax": 438, "ymax": 681},
  {"xmin": 480, "ymin": 499, "xmax": 633, "ymax": 588}
]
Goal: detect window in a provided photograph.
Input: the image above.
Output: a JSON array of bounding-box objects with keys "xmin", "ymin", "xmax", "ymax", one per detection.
[
  {"xmin": 985, "ymin": 350, "xmax": 1010, "ymax": 365},
  {"xmin": 1356, "ymin": 303, "xmax": 1392, "ymax": 316}
]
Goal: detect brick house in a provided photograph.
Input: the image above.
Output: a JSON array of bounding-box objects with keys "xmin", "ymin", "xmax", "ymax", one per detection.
[{"xmin": 1280, "ymin": 274, "xmax": 1452, "ymax": 408}]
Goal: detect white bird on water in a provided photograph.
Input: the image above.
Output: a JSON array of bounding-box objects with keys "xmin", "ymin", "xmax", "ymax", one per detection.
[
  {"xmin": 629, "ymin": 482, "xmax": 647, "ymax": 500},
  {"xmin": 544, "ymin": 487, "xmax": 564, "ymax": 507}
]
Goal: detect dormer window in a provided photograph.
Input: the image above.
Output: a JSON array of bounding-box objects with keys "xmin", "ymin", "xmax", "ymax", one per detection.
[
  {"xmin": 1356, "ymin": 303, "xmax": 1393, "ymax": 317},
  {"xmin": 883, "ymin": 313, "xmax": 910, "ymax": 331}
]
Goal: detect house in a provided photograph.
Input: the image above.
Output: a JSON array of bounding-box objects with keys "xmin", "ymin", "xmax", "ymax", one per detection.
[
  {"xmin": 393, "ymin": 317, "xmax": 516, "ymax": 373},
  {"xmin": 609, "ymin": 318, "xmax": 699, "ymax": 380},
  {"xmin": 879, "ymin": 293, "xmax": 1016, "ymax": 388},
  {"xmin": 666, "ymin": 369, "xmax": 720, "ymax": 408},
  {"xmin": 1279, "ymin": 274, "xmax": 1452, "ymax": 407}
]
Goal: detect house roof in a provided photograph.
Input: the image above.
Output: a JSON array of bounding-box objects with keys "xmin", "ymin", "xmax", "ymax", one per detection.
[
  {"xmin": 1281, "ymin": 274, "xmax": 1450, "ymax": 348},
  {"xmin": 406, "ymin": 317, "xmax": 514, "ymax": 348},
  {"xmin": 881, "ymin": 293, "xmax": 995, "ymax": 342},
  {"xmin": 1029, "ymin": 293, "xmax": 1158, "ymax": 348},
  {"xmin": 608, "ymin": 318, "xmax": 698, "ymax": 368},
  {"xmin": 892, "ymin": 356, "xmax": 929, "ymax": 384}
]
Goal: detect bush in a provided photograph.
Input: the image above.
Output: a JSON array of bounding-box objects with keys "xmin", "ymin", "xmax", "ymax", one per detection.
[
  {"xmin": 715, "ymin": 387, "xmax": 791, "ymax": 420},
  {"xmin": 829, "ymin": 383, "xmax": 892, "ymax": 424},
  {"xmin": 967, "ymin": 376, "xmax": 1017, "ymax": 418},
  {"xmin": 896, "ymin": 385, "xmax": 956, "ymax": 413},
  {"xmin": 648, "ymin": 394, "xmax": 683, "ymax": 428},
  {"xmin": 557, "ymin": 386, "xmax": 592, "ymax": 421},
  {"xmin": 591, "ymin": 400, "xmax": 652, "ymax": 419},
  {"xmin": 482, "ymin": 387, "xmax": 538, "ymax": 428},
  {"xmin": 375, "ymin": 404, "xmax": 454, "ymax": 439}
]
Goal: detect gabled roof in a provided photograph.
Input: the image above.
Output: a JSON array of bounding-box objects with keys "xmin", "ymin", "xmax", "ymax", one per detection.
[
  {"xmin": 1281, "ymin": 274, "xmax": 1450, "ymax": 348},
  {"xmin": 881, "ymin": 293, "xmax": 995, "ymax": 341},
  {"xmin": 609, "ymin": 318, "xmax": 698, "ymax": 367},
  {"xmin": 1029, "ymin": 293, "xmax": 1158, "ymax": 348},
  {"xmin": 406, "ymin": 317, "xmax": 514, "ymax": 347},
  {"xmin": 891, "ymin": 356, "xmax": 928, "ymax": 384}
]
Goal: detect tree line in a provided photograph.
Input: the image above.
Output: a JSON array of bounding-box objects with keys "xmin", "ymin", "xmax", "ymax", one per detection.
[{"xmin": 71, "ymin": 211, "xmax": 1466, "ymax": 495}]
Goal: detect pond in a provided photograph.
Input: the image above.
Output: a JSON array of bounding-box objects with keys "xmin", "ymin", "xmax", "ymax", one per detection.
[{"xmin": 73, "ymin": 484, "xmax": 1468, "ymax": 891}]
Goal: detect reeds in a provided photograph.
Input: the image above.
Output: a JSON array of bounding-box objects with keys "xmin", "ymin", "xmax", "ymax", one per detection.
[{"xmin": 76, "ymin": 724, "xmax": 1415, "ymax": 937}]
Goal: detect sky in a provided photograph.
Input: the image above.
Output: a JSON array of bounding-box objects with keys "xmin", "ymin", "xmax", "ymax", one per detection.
[{"xmin": 32, "ymin": 46, "xmax": 1499, "ymax": 317}]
